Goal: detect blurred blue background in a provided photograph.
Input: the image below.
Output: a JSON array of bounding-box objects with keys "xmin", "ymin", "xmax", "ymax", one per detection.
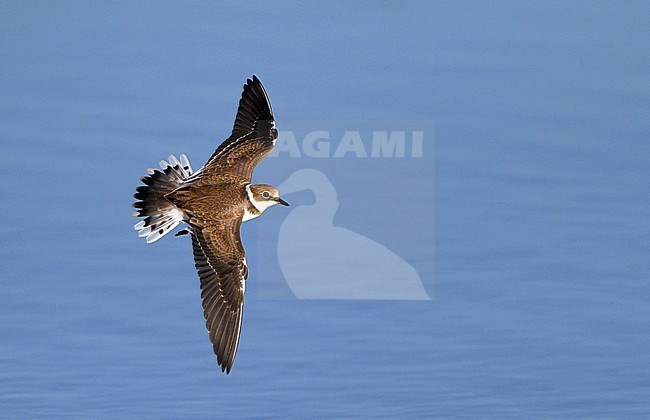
[{"xmin": 1, "ymin": 1, "xmax": 649, "ymax": 417}]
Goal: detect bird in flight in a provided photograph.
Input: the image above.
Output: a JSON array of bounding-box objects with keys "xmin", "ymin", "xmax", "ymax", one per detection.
[{"xmin": 132, "ymin": 76, "xmax": 288, "ymax": 374}]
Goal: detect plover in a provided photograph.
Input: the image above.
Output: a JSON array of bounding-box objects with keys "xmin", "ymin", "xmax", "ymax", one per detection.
[{"xmin": 132, "ymin": 76, "xmax": 288, "ymax": 374}]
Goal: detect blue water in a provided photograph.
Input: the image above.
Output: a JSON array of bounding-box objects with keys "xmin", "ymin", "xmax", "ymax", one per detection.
[{"xmin": 2, "ymin": 1, "xmax": 650, "ymax": 417}]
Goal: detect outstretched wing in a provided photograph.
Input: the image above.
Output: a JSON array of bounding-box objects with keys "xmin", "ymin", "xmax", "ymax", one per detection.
[
  {"xmin": 196, "ymin": 75, "xmax": 277, "ymax": 181},
  {"xmin": 190, "ymin": 219, "xmax": 247, "ymax": 374}
]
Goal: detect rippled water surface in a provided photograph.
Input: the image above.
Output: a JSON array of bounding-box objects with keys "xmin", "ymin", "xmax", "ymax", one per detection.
[{"xmin": 1, "ymin": 1, "xmax": 649, "ymax": 417}]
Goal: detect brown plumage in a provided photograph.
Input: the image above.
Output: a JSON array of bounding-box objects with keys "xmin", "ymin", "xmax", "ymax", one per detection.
[{"xmin": 132, "ymin": 76, "xmax": 289, "ymax": 374}]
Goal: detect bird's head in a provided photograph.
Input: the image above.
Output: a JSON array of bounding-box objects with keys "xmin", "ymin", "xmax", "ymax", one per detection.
[{"xmin": 247, "ymin": 184, "xmax": 290, "ymax": 212}]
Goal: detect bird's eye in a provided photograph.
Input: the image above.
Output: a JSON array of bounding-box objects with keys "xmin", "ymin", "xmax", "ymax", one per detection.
[{"xmin": 262, "ymin": 191, "xmax": 271, "ymax": 199}]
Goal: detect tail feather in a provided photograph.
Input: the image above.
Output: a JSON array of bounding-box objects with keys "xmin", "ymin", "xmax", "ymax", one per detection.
[{"xmin": 133, "ymin": 154, "xmax": 193, "ymax": 243}]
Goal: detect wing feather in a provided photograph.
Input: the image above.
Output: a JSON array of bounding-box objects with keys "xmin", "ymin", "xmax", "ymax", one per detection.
[
  {"xmin": 190, "ymin": 220, "xmax": 247, "ymax": 374},
  {"xmin": 193, "ymin": 75, "xmax": 277, "ymax": 181}
]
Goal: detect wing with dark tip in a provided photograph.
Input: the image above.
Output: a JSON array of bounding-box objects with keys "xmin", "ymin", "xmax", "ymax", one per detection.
[
  {"xmin": 197, "ymin": 75, "xmax": 277, "ymax": 181},
  {"xmin": 190, "ymin": 219, "xmax": 247, "ymax": 374},
  {"xmin": 231, "ymin": 75, "xmax": 274, "ymax": 138}
]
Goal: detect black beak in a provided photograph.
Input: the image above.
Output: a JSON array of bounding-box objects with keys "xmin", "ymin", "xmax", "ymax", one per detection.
[{"xmin": 275, "ymin": 197, "xmax": 290, "ymax": 206}]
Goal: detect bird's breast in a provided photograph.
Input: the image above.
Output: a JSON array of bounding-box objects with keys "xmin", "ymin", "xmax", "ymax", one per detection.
[{"xmin": 242, "ymin": 201, "xmax": 261, "ymax": 221}]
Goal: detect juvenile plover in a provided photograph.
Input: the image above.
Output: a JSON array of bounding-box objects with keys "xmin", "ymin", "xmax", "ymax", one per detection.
[{"xmin": 132, "ymin": 76, "xmax": 288, "ymax": 374}]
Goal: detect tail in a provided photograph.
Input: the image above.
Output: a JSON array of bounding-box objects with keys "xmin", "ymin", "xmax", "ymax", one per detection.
[{"xmin": 132, "ymin": 154, "xmax": 193, "ymax": 243}]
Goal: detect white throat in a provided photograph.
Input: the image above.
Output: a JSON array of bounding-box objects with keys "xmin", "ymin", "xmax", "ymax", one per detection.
[{"xmin": 244, "ymin": 184, "xmax": 276, "ymax": 221}]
